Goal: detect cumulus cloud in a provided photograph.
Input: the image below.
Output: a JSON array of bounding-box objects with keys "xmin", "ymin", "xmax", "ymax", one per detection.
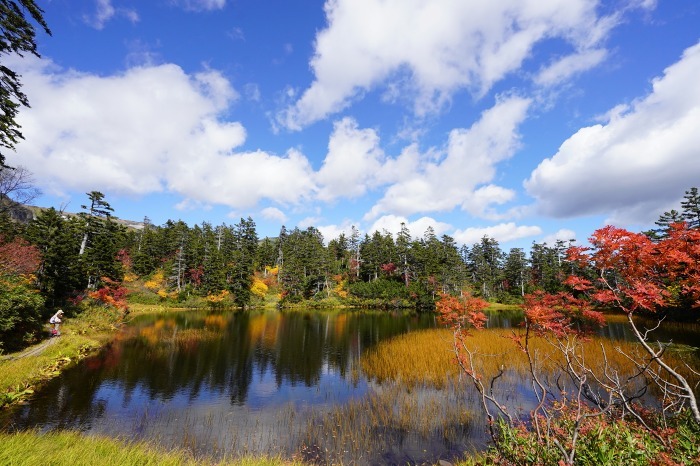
[
  {"xmin": 278, "ymin": 0, "xmax": 631, "ymax": 130},
  {"xmin": 364, "ymin": 96, "xmax": 530, "ymax": 220},
  {"xmin": 541, "ymin": 229, "xmax": 577, "ymax": 246},
  {"xmin": 525, "ymin": 40, "xmax": 700, "ymax": 225},
  {"xmin": 313, "ymin": 221, "xmax": 358, "ymax": 244},
  {"xmin": 462, "ymin": 185, "xmax": 516, "ymax": 220},
  {"xmin": 315, "ymin": 118, "xmax": 385, "ymax": 201},
  {"xmin": 9, "ymin": 56, "xmax": 315, "ymax": 209},
  {"xmin": 453, "ymin": 223, "xmax": 542, "ymax": 246},
  {"xmin": 367, "ymin": 215, "xmax": 452, "ymax": 240},
  {"xmin": 261, "ymin": 207, "xmax": 288, "ymax": 223}
]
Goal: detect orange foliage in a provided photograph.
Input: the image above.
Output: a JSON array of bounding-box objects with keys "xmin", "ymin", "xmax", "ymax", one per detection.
[
  {"xmin": 568, "ymin": 224, "xmax": 700, "ymax": 314},
  {"xmin": 88, "ymin": 277, "xmax": 128, "ymax": 310},
  {"xmin": 436, "ymin": 292, "xmax": 489, "ymax": 335}
]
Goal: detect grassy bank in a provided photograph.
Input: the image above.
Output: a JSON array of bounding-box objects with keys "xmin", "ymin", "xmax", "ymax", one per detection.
[
  {"xmin": 0, "ymin": 305, "xmax": 126, "ymax": 408},
  {"xmin": 0, "ymin": 430, "xmax": 298, "ymax": 466}
]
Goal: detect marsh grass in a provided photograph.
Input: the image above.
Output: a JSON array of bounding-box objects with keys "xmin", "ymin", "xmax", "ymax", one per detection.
[
  {"xmin": 485, "ymin": 303, "xmax": 522, "ymax": 311},
  {"xmin": 298, "ymin": 380, "xmax": 480, "ymax": 465},
  {"xmin": 105, "ymin": 378, "xmax": 480, "ymax": 465},
  {"xmin": 362, "ymin": 329, "xmax": 460, "ymax": 388},
  {"xmin": 0, "ymin": 430, "xmax": 299, "ymax": 466},
  {"xmin": 361, "ymin": 328, "xmax": 700, "ymax": 398}
]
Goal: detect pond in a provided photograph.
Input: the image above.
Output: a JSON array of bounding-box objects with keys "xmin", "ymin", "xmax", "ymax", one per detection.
[{"xmin": 2, "ymin": 308, "xmax": 699, "ymax": 465}]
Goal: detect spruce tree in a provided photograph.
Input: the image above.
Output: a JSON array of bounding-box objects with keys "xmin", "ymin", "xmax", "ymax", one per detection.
[{"xmin": 681, "ymin": 187, "xmax": 700, "ymax": 229}]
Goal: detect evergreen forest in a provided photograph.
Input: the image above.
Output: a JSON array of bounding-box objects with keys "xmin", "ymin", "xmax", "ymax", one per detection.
[{"xmin": 1, "ymin": 186, "xmax": 700, "ymax": 352}]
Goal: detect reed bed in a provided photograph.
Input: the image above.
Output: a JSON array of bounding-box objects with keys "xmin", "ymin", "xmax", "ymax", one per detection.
[
  {"xmin": 108, "ymin": 380, "xmax": 482, "ymax": 465},
  {"xmin": 298, "ymin": 380, "xmax": 481, "ymax": 465},
  {"xmin": 361, "ymin": 329, "xmax": 459, "ymax": 389},
  {"xmin": 108, "ymin": 402, "xmax": 313, "ymax": 463},
  {"xmin": 361, "ymin": 328, "xmax": 700, "ymax": 399}
]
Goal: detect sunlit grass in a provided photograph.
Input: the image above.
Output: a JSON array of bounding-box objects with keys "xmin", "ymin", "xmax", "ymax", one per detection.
[
  {"xmin": 361, "ymin": 329, "xmax": 460, "ymax": 388},
  {"xmin": 126, "ymin": 302, "xmax": 193, "ymax": 315},
  {"xmin": 0, "ymin": 430, "xmax": 300, "ymax": 466},
  {"xmin": 361, "ymin": 328, "xmax": 700, "ymax": 395},
  {"xmin": 0, "ymin": 306, "xmax": 122, "ymax": 406},
  {"xmin": 485, "ymin": 302, "xmax": 522, "ymax": 311}
]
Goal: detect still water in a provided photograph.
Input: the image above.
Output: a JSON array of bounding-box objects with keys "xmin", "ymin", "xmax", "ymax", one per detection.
[{"xmin": 2, "ymin": 308, "xmax": 699, "ymax": 464}]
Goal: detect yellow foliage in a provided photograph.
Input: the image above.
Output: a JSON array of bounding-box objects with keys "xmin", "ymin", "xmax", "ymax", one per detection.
[
  {"xmin": 334, "ymin": 279, "xmax": 348, "ymax": 298},
  {"xmin": 206, "ymin": 289, "xmax": 230, "ymax": 303},
  {"xmin": 251, "ymin": 277, "xmax": 268, "ymax": 298},
  {"xmin": 123, "ymin": 272, "xmax": 137, "ymax": 283},
  {"xmin": 156, "ymin": 289, "xmax": 168, "ymax": 299},
  {"xmin": 145, "ymin": 270, "xmax": 165, "ymax": 290},
  {"xmin": 265, "ymin": 266, "xmax": 279, "ymax": 276}
]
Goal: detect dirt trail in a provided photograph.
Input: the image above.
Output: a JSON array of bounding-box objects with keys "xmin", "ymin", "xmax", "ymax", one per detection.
[{"xmin": 1, "ymin": 337, "xmax": 58, "ymax": 361}]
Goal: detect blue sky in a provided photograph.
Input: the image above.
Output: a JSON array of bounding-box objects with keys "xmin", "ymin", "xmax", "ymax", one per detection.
[{"xmin": 7, "ymin": 0, "xmax": 700, "ymax": 248}]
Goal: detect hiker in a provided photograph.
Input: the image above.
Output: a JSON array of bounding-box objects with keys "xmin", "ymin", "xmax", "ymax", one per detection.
[{"xmin": 49, "ymin": 310, "xmax": 64, "ymax": 336}]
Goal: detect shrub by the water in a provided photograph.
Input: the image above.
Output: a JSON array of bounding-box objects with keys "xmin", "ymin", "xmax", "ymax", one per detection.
[{"xmin": 0, "ymin": 274, "xmax": 45, "ymax": 352}]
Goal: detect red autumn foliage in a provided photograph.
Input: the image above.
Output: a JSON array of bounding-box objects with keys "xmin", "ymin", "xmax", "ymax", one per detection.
[
  {"xmin": 0, "ymin": 235, "xmax": 41, "ymax": 276},
  {"xmin": 116, "ymin": 248, "xmax": 132, "ymax": 270},
  {"xmin": 88, "ymin": 276, "xmax": 128, "ymax": 310},
  {"xmin": 523, "ymin": 291, "xmax": 605, "ymax": 337},
  {"xmin": 566, "ymin": 223, "xmax": 700, "ymax": 314},
  {"xmin": 188, "ymin": 265, "xmax": 204, "ymax": 286},
  {"xmin": 380, "ymin": 262, "xmax": 397, "ymax": 275},
  {"xmin": 436, "ymin": 292, "xmax": 489, "ymax": 335}
]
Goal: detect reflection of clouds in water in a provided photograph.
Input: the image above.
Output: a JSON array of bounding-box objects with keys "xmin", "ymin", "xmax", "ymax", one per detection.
[
  {"xmin": 15, "ymin": 309, "xmax": 694, "ymax": 463},
  {"xmin": 250, "ymin": 369, "xmax": 277, "ymax": 399}
]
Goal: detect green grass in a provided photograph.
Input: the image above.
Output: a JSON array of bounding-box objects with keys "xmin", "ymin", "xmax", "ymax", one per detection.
[
  {"xmin": 0, "ymin": 306, "xmax": 123, "ymax": 407},
  {"xmin": 0, "ymin": 431, "xmax": 299, "ymax": 466},
  {"xmin": 485, "ymin": 302, "xmax": 522, "ymax": 311}
]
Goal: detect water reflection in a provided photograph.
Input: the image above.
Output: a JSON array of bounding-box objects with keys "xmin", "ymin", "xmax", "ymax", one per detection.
[
  {"xmin": 1, "ymin": 311, "xmax": 437, "ymax": 438},
  {"xmin": 2, "ymin": 308, "xmax": 698, "ymax": 465}
]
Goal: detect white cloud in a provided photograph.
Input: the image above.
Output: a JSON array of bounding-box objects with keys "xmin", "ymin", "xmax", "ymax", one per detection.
[
  {"xmin": 278, "ymin": 0, "xmax": 632, "ymax": 130},
  {"xmin": 163, "ymin": 148, "xmax": 316, "ymax": 209},
  {"xmin": 315, "ymin": 118, "xmax": 385, "ymax": 201},
  {"xmin": 367, "ymin": 215, "xmax": 451, "ymax": 240},
  {"xmin": 173, "ymin": 0, "xmax": 226, "ymax": 12},
  {"xmin": 525, "ymin": 40, "xmax": 700, "ymax": 225},
  {"xmin": 453, "ymin": 223, "xmax": 542, "ymax": 246},
  {"xmin": 312, "ymin": 220, "xmax": 356, "ymax": 242},
  {"xmin": 364, "ymin": 96, "xmax": 530, "ymax": 220},
  {"xmin": 9, "ymin": 56, "xmax": 315, "ymax": 210},
  {"xmin": 298, "ymin": 217, "xmax": 322, "ymax": 230},
  {"xmin": 261, "ymin": 207, "xmax": 287, "ymax": 223},
  {"xmin": 541, "ymin": 229, "xmax": 577, "ymax": 246},
  {"xmin": 461, "ymin": 185, "xmax": 516, "ymax": 219},
  {"xmin": 534, "ymin": 49, "xmax": 607, "ymax": 87},
  {"xmin": 84, "ymin": 0, "xmax": 139, "ymax": 29}
]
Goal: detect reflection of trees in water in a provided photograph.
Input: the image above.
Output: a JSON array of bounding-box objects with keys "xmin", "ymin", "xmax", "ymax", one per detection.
[{"xmin": 1, "ymin": 310, "xmax": 437, "ymax": 432}]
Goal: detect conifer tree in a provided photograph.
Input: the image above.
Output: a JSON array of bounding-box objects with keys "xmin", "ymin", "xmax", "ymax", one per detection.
[
  {"xmin": 26, "ymin": 207, "xmax": 81, "ymax": 305},
  {"xmin": 0, "ymin": 0, "xmax": 51, "ymax": 166},
  {"xmin": 681, "ymin": 187, "xmax": 700, "ymax": 229}
]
